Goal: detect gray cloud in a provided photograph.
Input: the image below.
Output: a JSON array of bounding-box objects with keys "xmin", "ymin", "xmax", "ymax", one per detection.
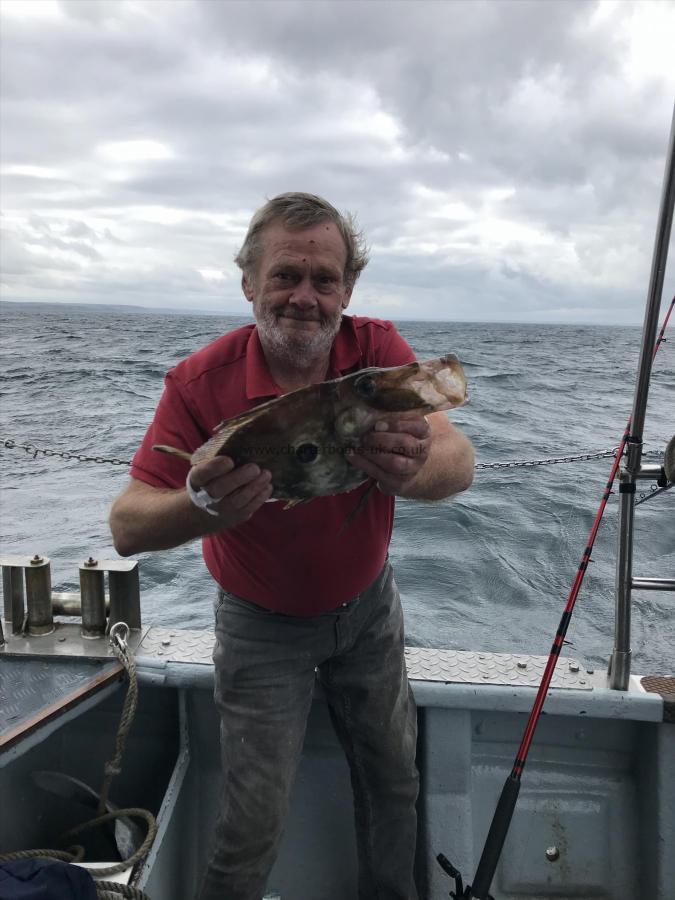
[{"xmin": 1, "ymin": 0, "xmax": 673, "ymax": 321}]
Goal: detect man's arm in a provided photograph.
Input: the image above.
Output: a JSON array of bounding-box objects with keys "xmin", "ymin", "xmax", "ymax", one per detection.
[
  {"xmin": 109, "ymin": 458, "xmax": 272, "ymax": 556},
  {"xmin": 347, "ymin": 411, "xmax": 474, "ymax": 501}
]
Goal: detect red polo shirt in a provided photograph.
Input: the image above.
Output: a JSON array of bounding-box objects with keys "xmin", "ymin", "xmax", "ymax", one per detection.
[{"xmin": 130, "ymin": 315, "xmax": 416, "ymax": 615}]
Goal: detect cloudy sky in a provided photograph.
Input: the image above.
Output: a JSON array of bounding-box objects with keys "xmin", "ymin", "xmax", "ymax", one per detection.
[{"xmin": 1, "ymin": 0, "xmax": 674, "ymax": 323}]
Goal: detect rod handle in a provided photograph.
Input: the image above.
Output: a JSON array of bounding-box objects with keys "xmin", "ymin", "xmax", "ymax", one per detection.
[{"xmin": 469, "ymin": 774, "xmax": 521, "ymax": 899}]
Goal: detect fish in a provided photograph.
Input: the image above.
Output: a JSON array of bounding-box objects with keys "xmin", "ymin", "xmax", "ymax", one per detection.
[{"xmin": 153, "ymin": 354, "xmax": 467, "ymax": 503}]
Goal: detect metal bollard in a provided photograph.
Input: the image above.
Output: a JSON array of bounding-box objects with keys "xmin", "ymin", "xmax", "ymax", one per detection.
[
  {"xmin": 78, "ymin": 558, "xmax": 141, "ymax": 637},
  {"xmin": 108, "ymin": 560, "xmax": 141, "ymax": 630},
  {"xmin": 25, "ymin": 555, "xmax": 54, "ymax": 636},
  {"xmin": 2, "ymin": 564, "xmax": 25, "ymax": 634},
  {"xmin": 79, "ymin": 557, "xmax": 107, "ymax": 638},
  {"xmin": 1, "ymin": 554, "xmax": 141, "ymax": 641}
]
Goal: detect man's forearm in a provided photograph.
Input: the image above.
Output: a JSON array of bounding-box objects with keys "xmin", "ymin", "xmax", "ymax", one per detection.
[
  {"xmin": 110, "ymin": 460, "xmax": 273, "ymax": 557},
  {"xmin": 110, "ymin": 487, "xmax": 219, "ymax": 556},
  {"xmin": 398, "ymin": 428, "xmax": 474, "ymax": 501}
]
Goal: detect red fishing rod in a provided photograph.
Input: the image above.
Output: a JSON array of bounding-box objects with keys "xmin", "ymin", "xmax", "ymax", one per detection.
[
  {"xmin": 438, "ymin": 291, "xmax": 673, "ymax": 898},
  {"xmin": 438, "ymin": 107, "xmax": 675, "ymax": 900}
]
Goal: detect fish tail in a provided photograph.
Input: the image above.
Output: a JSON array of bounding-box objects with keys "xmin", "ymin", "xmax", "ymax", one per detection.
[{"xmin": 152, "ymin": 444, "xmax": 193, "ymax": 462}]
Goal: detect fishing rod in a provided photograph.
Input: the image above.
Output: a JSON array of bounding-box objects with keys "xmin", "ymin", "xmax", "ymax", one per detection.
[
  {"xmin": 438, "ymin": 101, "xmax": 675, "ymax": 900},
  {"xmin": 437, "ymin": 298, "xmax": 674, "ymax": 900}
]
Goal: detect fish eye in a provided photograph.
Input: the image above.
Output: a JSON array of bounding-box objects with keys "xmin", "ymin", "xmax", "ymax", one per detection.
[
  {"xmin": 295, "ymin": 442, "xmax": 319, "ymax": 464},
  {"xmin": 355, "ymin": 375, "xmax": 377, "ymax": 397}
]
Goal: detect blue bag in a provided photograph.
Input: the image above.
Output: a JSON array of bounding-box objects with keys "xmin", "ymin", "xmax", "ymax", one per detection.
[{"xmin": 0, "ymin": 859, "xmax": 97, "ymax": 899}]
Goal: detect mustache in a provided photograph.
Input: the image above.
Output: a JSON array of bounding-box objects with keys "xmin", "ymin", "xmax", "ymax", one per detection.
[{"xmin": 277, "ymin": 310, "xmax": 325, "ymax": 323}]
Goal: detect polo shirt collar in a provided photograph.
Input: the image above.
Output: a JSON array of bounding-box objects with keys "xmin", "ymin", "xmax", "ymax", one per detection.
[
  {"xmin": 245, "ymin": 315, "xmax": 363, "ymax": 400},
  {"xmin": 245, "ymin": 327, "xmax": 280, "ymax": 399},
  {"xmin": 328, "ymin": 314, "xmax": 362, "ymax": 377}
]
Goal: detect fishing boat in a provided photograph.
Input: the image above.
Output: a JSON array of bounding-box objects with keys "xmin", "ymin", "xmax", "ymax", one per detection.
[{"xmin": 1, "ymin": 114, "xmax": 674, "ymax": 899}]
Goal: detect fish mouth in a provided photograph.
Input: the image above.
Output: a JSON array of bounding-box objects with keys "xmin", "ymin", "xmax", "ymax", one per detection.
[
  {"xmin": 411, "ymin": 355, "xmax": 468, "ymax": 409},
  {"xmin": 353, "ymin": 355, "xmax": 468, "ymax": 412}
]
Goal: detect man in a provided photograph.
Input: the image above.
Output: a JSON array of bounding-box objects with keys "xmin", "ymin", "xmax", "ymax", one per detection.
[{"xmin": 109, "ymin": 192, "xmax": 474, "ymax": 900}]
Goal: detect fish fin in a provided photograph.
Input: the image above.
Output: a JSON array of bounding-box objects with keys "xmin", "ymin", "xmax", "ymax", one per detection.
[
  {"xmin": 152, "ymin": 444, "xmax": 193, "ymax": 463},
  {"xmin": 212, "ymin": 399, "xmax": 285, "ymax": 434},
  {"xmin": 283, "ymin": 497, "xmax": 313, "ymax": 510},
  {"xmin": 191, "ymin": 409, "xmax": 268, "ymax": 465},
  {"xmin": 338, "ymin": 480, "xmax": 378, "ymax": 535},
  {"xmin": 191, "ymin": 425, "xmax": 244, "ymax": 464}
]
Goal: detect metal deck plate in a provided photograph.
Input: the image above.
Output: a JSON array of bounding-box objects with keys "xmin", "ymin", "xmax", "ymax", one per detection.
[
  {"xmin": 1, "ymin": 621, "xmax": 147, "ymax": 658},
  {"xmin": 136, "ymin": 627, "xmax": 594, "ymax": 690},
  {"xmin": 0, "ymin": 656, "xmax": 123, "ymax": 750},
  {"xmin": 138, "ymin": 627, "xmax": 214, "ymax": 662},
  {"xmin": 405, "ymin": 646, "xmax": 594, "ymax": 689}
]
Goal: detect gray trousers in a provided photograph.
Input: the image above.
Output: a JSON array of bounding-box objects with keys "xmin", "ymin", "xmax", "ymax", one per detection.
[{"xmin": 196, "ymin": 560, "xmax": 419, "ymax": 900}]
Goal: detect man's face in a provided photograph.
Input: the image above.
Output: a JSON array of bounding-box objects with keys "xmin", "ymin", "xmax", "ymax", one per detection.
[{"xmin": 242, "ymin": 220, "xmax": 352, "ymax": 365}]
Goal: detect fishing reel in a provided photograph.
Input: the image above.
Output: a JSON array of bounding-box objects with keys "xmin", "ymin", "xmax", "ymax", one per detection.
[{"xmin": 437, "ymin": 854, "xmax": 495, "ymax": 900}]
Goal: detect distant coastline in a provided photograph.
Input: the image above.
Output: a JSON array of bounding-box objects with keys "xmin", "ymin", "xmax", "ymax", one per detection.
[
  {"xmin": 0, "ymin": 299, "xmax": 248, "ymax": 319},
  {"xmin": 0, "ymin": 298, "xmax": 640, "ymax": 327}
]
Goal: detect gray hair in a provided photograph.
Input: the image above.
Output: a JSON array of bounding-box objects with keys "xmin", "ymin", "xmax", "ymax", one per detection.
[{"xmin": 234, "ymin": 192, "xmax": 369, "ymax": 288}]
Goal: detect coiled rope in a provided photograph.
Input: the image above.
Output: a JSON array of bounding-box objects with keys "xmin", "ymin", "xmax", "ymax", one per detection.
[{"xmin": 0, "ymin": 624, "xmax": 157, "ymax": 900}]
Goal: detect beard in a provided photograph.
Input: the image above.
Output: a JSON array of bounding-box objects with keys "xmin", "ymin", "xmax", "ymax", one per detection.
[{"xmin": 254, "ymin": 303, "xmax": 343, "ymax": 367}]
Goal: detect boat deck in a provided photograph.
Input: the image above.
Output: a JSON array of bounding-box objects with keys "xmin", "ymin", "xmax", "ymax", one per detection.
[{"xmin": 1, "ymin": 624, "xmax": 673, "ymax": 899}]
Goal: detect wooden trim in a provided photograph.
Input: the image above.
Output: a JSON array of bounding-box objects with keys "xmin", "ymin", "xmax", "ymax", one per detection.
[
  {"xmin": 641, "ymin": 675, "xmax": 675, "ymax": 723},
  {"xmin": 1, "ymin": 662, "xmax": 125, "ymax": 751}
]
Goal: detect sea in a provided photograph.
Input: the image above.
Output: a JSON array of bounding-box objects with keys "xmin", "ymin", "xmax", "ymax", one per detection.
[{"xmin": 1, "ymin": 301, "xmax": 673, "ymax": 675}]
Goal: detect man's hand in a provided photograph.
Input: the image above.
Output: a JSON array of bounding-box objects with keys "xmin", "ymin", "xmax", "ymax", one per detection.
[
  {"xmin": 110, "ymin": 459, "xmax": 274, "ymax": 557},
  {"xmin": 347, "ymin": 411, "xmax": 474, "ymax": 501},
  {"xmin": 347, "ymin": 417, "xmax": 432, "ymax": 496},
  {"xmin": 188, "ymin": 457, "xmax": 273, "ymax": 526}
]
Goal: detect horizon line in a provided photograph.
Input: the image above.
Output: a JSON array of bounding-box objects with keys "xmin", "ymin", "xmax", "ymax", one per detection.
[{"xmin": 0, "ymin": 297, "xmax": 648, "ymax": 327}]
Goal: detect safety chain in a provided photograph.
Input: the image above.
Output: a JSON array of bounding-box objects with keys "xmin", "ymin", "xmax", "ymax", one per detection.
[
  {"xmin": 1, "ymin": 438, "xmax": 131, "ymax": 467},
  {"xmin": 477, "ymin": 447, "xmax": 660, "ymax": 470},
  {"xmin": 0, "ymin": 435, "xmax": 664, "ymax": 472},
  {"xmin": 474, "ymin": 448, "xmax": 621, "ymax": 470}
]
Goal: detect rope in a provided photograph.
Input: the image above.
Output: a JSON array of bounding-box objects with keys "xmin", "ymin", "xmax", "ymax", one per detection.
[
  {"xmin": 98, "ymin": 636, "xmax": 139, "ymax": 814},
  {"xmin": 0, "ymin": 624, "xmax": 157, "ymax": 899},
  {"xmin": 97, "ymin": 884, "xmax": 152, "ymax": 900},
  {"xmin": 0, "ymin": 849, "xmax": 82, "ymax": 863},
  {"xmin": 96, "ymin": 884, "xmax": 152, "ymax": 900},
  {"xmin": 61, "ymin": 808, "xmax": 157, "ymax": 877}
]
